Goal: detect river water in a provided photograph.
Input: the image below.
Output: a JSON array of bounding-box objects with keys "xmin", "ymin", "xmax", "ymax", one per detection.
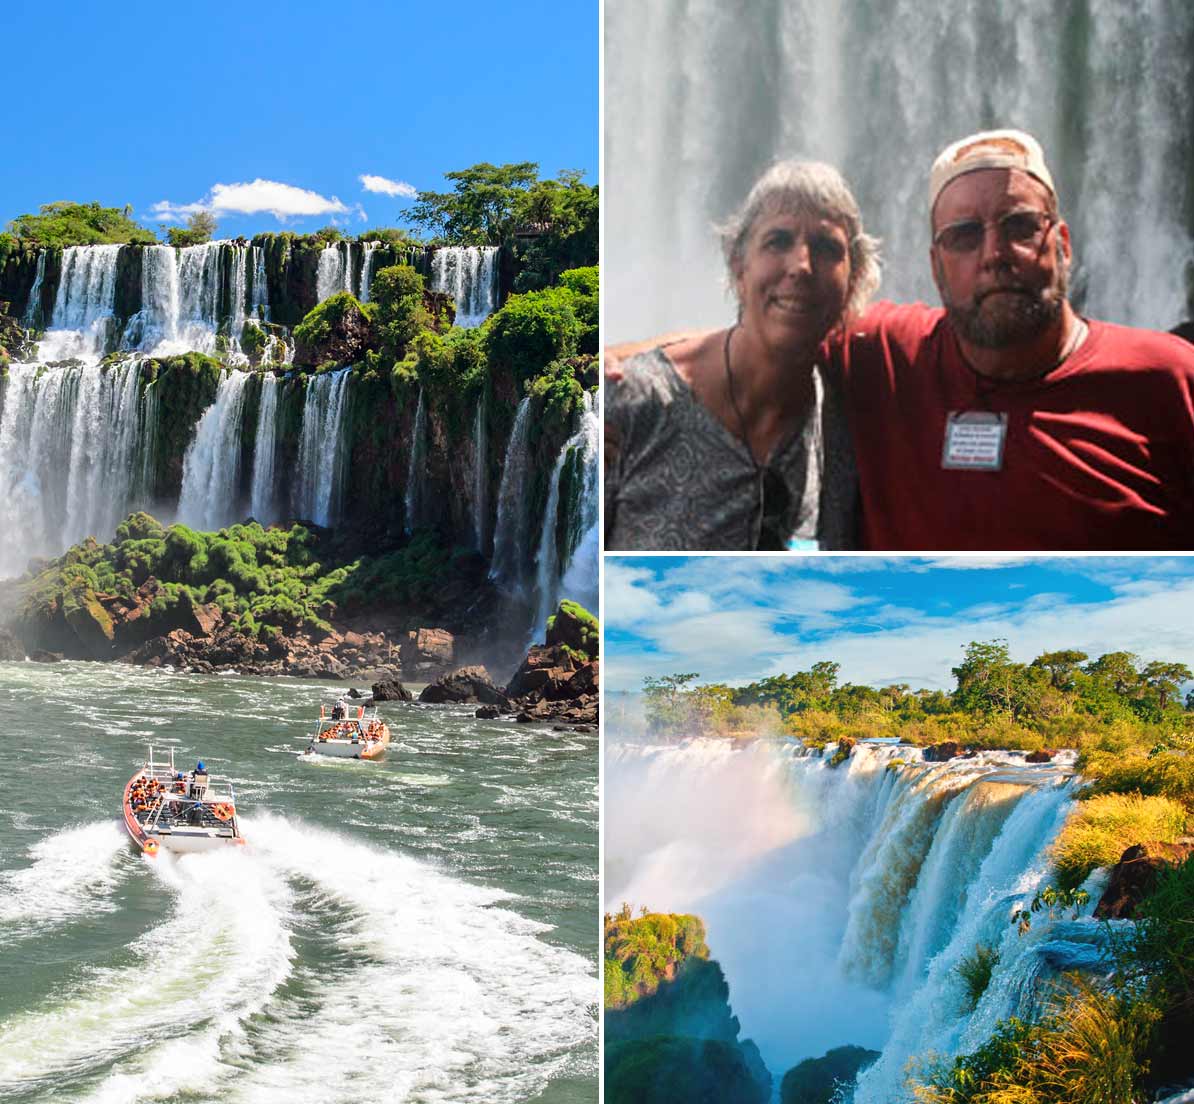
[{"xmin": 0, "ymin": 661, "xmax": 597, "ymax": 1103}]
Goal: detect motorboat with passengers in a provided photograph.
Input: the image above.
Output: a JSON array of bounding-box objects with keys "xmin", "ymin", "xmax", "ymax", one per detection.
[
  {"xmin": 122, "ymin": 746, "xmax": 245, "ymax": 856},
  {"xmin": 305, "ymin": 699, "xmax": 391, "ymax": 760}
]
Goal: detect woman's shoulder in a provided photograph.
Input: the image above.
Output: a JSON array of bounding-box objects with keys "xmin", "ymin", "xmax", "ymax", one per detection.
[{"xmin": 606, "ymin": 347, "xmax": 690, "ymax": 412}]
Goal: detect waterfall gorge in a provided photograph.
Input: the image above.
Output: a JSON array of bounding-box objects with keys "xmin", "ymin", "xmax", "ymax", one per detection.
[
  {"xmin": 604, "ymin": 1, "xmax": 1194, "ymax": 340},
  {"xmin": 1, "ymin": 240, "xmax": 594, "ymax": 636},
  {"xmin": 606, "ymin": 737, "xmax": 1094, "ymax": 1102}
]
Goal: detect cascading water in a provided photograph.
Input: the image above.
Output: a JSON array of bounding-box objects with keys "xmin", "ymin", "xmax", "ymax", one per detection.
[
  {"xmin": 294, "ymin": 369, "xmax": 352, "ymax": 527},
  {"xmin": 359, "ymin": 241, "xmax": 381, "ymax": 302},
  {"xmin": 489, "ymin": 397, "xmax": 534, "ymax": 593},
  {"xmin": 0, "ymin": 359, "xmax": 151, "ymax": 577},
  {"xmin": 404, "ymin": 388, "xmax": 427, "ymax": 534},
  {"xmin": 39, "ymin": 245, "xmax": 121, "ymax": 362},
  {"xmin": 249, "ymin": 244, "xmax": 270, "ymax": 321},
  {"xmin": 472, "ymin": 396, "xmax": 487, "ymax": 551},
  {"xmin": 431, "ymin": 246, "xmax": 500, "ymax": 327},
  {"xmin": 606, "ymin": 738, "xmax": 1085, "ymax": 1101},
  {"xmin": 248, "ymin": 374, "xmax": 279, "ymax": 524},
  {"xmin": 177, "ymin": 370, "xmax": 251, "ymax": 531},
  {"xmin": 315, "ymin": 243, "xmax": 355, "ymax": 303},
  {"xmin": 530, "ymin": 392, "xmax": 599, "ymax": 636},
  {"xmin": 604, "ymin": 1, "xmax": 1194, "ymax": 339},
  {"xmin": 22, "ymin": 252, "xmax": 46, "ymax": 328}
]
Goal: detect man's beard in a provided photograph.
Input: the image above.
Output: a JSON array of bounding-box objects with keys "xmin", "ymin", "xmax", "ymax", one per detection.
[{"xmin": 941, "ymin": 246, "xmax": 1069, "ymax": 348}]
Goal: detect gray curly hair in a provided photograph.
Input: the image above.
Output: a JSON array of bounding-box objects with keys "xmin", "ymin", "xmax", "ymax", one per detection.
[{"xmin": 719, "ymin": 160, "xmax": 881, "ymax": 320}]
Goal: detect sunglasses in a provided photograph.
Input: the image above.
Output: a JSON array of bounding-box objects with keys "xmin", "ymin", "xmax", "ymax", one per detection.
[
  {"xmin": 933, "ymin": 209, "xmax": 1054, "ymax": 255},
  {"xmin": 755, "ymin": 468, "xmax": 791, "ymax": 551}
]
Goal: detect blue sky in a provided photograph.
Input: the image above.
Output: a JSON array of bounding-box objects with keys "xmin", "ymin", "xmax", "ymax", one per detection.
[
  {"xmin": 604, "ymin": 557, "xmax": 1194, "ymax": 693},
  {"xmin": 0, "ymin": 0, "xmax": 596, "ymax": 239}
]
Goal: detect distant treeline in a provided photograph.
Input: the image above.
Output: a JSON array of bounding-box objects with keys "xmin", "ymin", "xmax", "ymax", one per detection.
[{"xmin": 643, "ymin": 640, "xmax": 1194, "ymax": 751}]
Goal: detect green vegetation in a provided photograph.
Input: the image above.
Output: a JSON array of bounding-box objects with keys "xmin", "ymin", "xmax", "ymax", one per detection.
[
  {"xmin": 780, "ymin": 1045, "xmax": 880, "ymax": 1104},
  {"xmin": 547, "ymin": 599, "xmax": 599, "ymax": 659},
  {"xmin": 604, "ymin": 905, "xmax": 709, "ymax": 1009},
  {"xmin": 606, "ymin": 1038, "xmax": 768, "ymax": 1104},
  {"xmin": 642, "ymin": 641, "xmax": 1194, "ymax": 754},
  {"xmin": 18, "ymin": 514, "xmax": 477, "ymax": 648},
  {"xmin": 371, "ymin": 264, "xmax": 432, "ymax": 358},
  {"xmin": 6, "ymin": 201, "xmax": 156, "ymax": 246},
  {"xmin": 956, "ymin": 945, "xmax": 1000, "ymax": 1010},
  {"xmin": 913, "ymin": 857, "xmax": 1194, "ymax": 1102},
  {"xmin": 165, "ymin": 211, "xmax": 217, "ymax": 247},
  {"xmin": 1050, "ymin": 793, "xmax": 1187, "ymax": 891}
]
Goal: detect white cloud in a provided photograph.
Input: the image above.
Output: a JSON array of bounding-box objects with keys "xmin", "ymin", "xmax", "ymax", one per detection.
[
  {"xmin": 359, "ymin": 173, "xmax": 417, "ymax": 199},
  {"xmin": 152, "ymin": 179, "xmax": 350, "ymax": 223}
]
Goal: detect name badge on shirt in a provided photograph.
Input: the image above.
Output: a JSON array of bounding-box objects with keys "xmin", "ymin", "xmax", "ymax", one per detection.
[{"xmin": 941, "ymin": 411, "xmax": 1007, "ymax": 471}]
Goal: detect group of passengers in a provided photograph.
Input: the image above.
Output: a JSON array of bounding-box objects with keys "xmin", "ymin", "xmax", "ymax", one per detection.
[{"xmin": 128, "ymin": 776, "xmax": 164, "ymax": 817}]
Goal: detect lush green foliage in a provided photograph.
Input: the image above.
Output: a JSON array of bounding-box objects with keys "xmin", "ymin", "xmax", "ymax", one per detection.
[
  {"xmin": 485, "ymin": 284, "xmax": 584, "ymax": 382},
  {"xmin": 19, "ymin": 515, "xmax": 474, "ymax": 642},
  {"xmin": 957, "ymin": 945, "xmax": 1000, "ymax": 1010},
  {"xmin": 604, "ymin": 907, "xmax": 709, "ymax": 1009},
  {"xmin": 371, "ymin": 264, "xmax": 431, "ymax": 358},
  {"xmin": 642, "ymin": 640, "xmax": 1194, "ymax": 748},
  {"xmin": 407, "ymin": 162, "xmax": 540, "ymax": 245},
  {"xmin": 7, "ymin": 202, "xmax": 156, "ymax": 246},
  {"xmin": 513, "ymin": 176, "xmax": 599, "ymax": 292}
]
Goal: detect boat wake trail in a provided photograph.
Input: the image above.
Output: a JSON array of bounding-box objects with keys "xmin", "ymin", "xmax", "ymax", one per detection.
[
  {"xmin": 0, "ymin": 846, "xmax": 295, "ymax": 1101},
  {"xmin": 0, "ymin": 815, "xmax": 593, "ymax": 1103},
  {"xmin": 0, "ymin": 822, "xmax": 128, "ymax": 936}
]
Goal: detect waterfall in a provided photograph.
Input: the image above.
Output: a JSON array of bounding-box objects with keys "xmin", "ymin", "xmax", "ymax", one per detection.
[
  {"xmin": 604, "ymin": 1, "xmax": 1194, "ymax": 339},
  {"xmin": 0, "ymin": 359, "xmax": 151, "ymax": 577},
  {"xmin": 489, "ymin": 397, "xmax": 533, "ymax": 591},
  {"xmin": 249, "ymin": 244, "xmax": 270, "ymax": 321},
  {"xmin": 472, "ymin": 395, "xmax": 487, "ymax": 551},
  {"xmin": 248, "ymin": 374, "xmax": 279, "ymax": 524},
  {"xmin": 22, "ymin": 252, "xmax": 46, "ymax": 327},
  {"xmin": 430, "ymin": 246, "xmax": 500, "ymax": 327},
  {"xmin": 177, "ymin": 370, "xmax": 251, "ymax": 530},
  {"xmin": 359, "ymin": 241, "xmax": 381, "ymax": 302},
  {"xmin": 404, "ymin": 388, "xmax": 427, "ymax": 534},
  {"xmin": 316, "ymin": 243, "xmax": 354, "ymax": 303},
  {"xmin": 294, "ymin": 369, "xmax": 352, "ymax": 527},
  {"xmin": 39, "ymin": 244, "xmax": 121, "ymax": 363},
  {"xmin": 606, "ymin": 738, "xmax": 1084, "ymax": 1100},
  {"xmin": 530, "ymin": 392, "xmax": 599, "ymax": 636}
]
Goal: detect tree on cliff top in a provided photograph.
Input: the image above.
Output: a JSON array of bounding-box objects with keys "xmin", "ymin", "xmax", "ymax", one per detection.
[
  {"xmin": 406, "ymin": 162, "xmax": 541, "ymax": 246},
  {"xmin": 7, "ymin": 201, "xmax": 157, "ymax": 246},
  {"xmin": 165, "ymin": 211, "xmax": 218, "ymax": 248}
]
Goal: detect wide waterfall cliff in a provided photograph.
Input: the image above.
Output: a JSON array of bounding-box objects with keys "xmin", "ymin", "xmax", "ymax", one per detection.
[
  {"xmin": 606, "ymin": 738, "xmax": 1100, "ymax": 1102},
  {"xmin": 605, "ymin": 1, "xmax": 1194, "ymax": 339},
  {"xmin": 0, "ymin": 237, "xmax": 596, "ymax": 641}
]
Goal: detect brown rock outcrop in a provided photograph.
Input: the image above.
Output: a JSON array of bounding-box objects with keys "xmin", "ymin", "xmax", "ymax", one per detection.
[{"xmin": 1094, "ymin": 839, "xmax": 1194, "ymax": 919}]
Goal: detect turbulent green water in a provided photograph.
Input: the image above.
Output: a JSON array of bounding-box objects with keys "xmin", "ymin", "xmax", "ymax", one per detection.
[{"xmin": 0, "ymin": 661, "xmax": 597, "ymax": 1103}]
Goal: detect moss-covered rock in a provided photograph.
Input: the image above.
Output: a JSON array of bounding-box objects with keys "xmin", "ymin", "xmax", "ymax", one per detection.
[
  {"xmin": 546, "ymin": 599, "xmax": 598, "ymax": 659},
  {"xmin": 779, "ymin": 1046, "xmax": 880, "ymax": 1104},
  {"xmin": 293, "ymin": 292, "xmax": 375, "ymax": 368}
]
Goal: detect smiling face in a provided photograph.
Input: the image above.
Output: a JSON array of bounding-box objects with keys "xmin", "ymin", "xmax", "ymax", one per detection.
[
  {"xmin": 930, "ymin": 167, "xmax": 1071, "ymax": 349},
  {"xmin": 732, "ymin": 204, "xmax": 852, "ymax": 355}
]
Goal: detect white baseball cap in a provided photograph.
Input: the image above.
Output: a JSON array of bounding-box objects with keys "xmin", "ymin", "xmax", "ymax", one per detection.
[{"xmin": 930, "ymin": 128, "xmax": 1056, "ymax": 215}]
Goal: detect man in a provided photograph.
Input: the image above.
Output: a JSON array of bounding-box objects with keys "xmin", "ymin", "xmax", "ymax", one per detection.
[
  {"xmin": 838, "ymin": 128, "xmax": 1194, "ymax": 549},
  {"xmin": 609, "ymin": 129, "xmax": 1194, "ymax": 550}
]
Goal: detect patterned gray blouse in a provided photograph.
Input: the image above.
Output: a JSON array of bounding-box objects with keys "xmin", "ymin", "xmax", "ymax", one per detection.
[{"xmin": 604, "ymin": 348, "xmax": 858, "ymax": 550}]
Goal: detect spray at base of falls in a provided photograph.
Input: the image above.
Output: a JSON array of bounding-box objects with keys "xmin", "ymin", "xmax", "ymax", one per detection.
[{"xmin": 606, "ymin": 737, "xmax": 1083, "ymax": 1098}]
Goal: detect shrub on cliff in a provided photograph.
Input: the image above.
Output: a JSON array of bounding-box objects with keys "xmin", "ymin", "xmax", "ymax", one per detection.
[
  {"xmin": 604, "ymin": 910, "xmax": 709, "ymax": 1008},
  {"xmin": 485, "ymin": 284, "xmax": 583, "ymax": 382},
  {"xmin": 292, "ymin": 292, "xmax": 374, "ymax": 367},
  {"xmin": 7, "ymin": 201, "xmax": 156, "ymax": 246},
  {"xmin": 371, "ymin": 264, "xmax": 432, "ymax": 358},
  {"xmin": 1052, "ymin": 792, "xmax": 1188, "ymax": 891}
]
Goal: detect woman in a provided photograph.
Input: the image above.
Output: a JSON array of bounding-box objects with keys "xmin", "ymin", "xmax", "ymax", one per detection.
[{"xmin": 604, "ymin": 161, "xmax": 879, "ymax": 550}]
